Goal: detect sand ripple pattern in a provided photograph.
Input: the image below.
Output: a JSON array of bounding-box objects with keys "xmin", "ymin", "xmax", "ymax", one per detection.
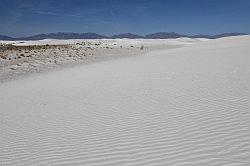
[{"xmin": 1, "ymin": 36, "xmax": 250, "ymax": 165}]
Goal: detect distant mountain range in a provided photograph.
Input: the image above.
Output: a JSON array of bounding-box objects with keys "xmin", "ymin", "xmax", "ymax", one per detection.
[
  {"xmin": 0, "ymin": 32, "xmax": 247, "ymax": 40},
  {"xmin": 17, "ymin": 33, "xmax": 107, "ymax": 40},
  {"xmin": 111, "ymin": 33, "xmax": 144, "ymax": 39}
]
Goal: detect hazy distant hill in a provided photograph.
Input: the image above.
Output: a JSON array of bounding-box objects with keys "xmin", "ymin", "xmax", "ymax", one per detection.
[
  {"xmin": 145, "ymin": 32, "xmax": 188, "ymax": 39},
  {"xmin": 0, "ymin": 35, "xmax": 14, "ymax": 41},
  {"xmin": 211, "ymin": 33, "xmax": 247, "ymax": 39},
  {"xmin": 191, "ymin": 33, "xmax": 247, "ymax": 39},
  {"xmin": 0, "ymin": 32, "xmax": 248, "ymax": 40},
  {"xmin": 191, "ymin": 34, "xmax": 215, "ymax": 39},
  {"xmin": 111, "ymin": 33, "xmax": 144, "ymax": 39},
  {"xmin": 145, "ymin": 32, "xmax": 248, "ymax": 39}
]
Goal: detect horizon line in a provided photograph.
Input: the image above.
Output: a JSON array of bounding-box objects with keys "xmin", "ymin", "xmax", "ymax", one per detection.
[{"xmin": 1, "ymin": 31, "xmax": 249, "ymax": 39}]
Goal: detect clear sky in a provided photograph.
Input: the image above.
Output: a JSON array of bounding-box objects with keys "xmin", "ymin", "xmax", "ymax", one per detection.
[{"xmin": 1, "ymin": 0, "xmax": 250, "ymax": 37}]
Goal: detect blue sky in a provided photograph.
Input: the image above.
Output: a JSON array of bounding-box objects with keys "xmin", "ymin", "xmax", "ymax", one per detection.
[{"xmin": 0, "ymin": 0, "xmax": 250, "ymax": 37}]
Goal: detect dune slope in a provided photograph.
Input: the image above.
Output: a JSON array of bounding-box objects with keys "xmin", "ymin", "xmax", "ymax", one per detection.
[{"xmin": 1, "ymin": 36, "xmax": 250, "ymax": 165}]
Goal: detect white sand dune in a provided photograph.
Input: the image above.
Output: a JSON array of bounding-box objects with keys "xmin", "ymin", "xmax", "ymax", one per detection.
[
  {"xmin": 0, "ymin": 38, "xmax": 202, "ymax": 82},
  {"xmin": 1, "ymin": 38, "xmax": 205, "ymax": 46},
  {"xmin": 1, "ymin": 36, "xmax": 250, "ymax": 165}
]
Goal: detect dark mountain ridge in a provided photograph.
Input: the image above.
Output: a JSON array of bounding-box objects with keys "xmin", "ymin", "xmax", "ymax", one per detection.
[
  {"xmin": 0, "ymin": 32, "xmax": 248, "ymax": 40},
  {"xmin": 17, "ymin": 32, "xmax": 107, "ymax": 40}
]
